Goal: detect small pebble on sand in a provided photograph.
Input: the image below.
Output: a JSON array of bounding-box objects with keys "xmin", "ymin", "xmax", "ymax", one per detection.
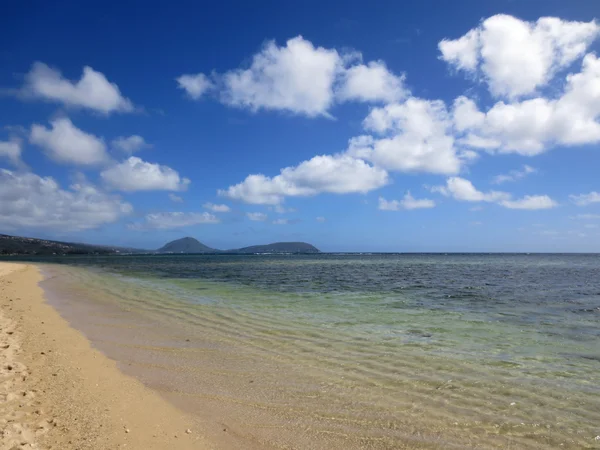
[{"xmin": 185, "ymin": 429, "xmax": 192, "ymax": 434}]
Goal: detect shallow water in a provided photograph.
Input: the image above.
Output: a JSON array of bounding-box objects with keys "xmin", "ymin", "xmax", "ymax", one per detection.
[{"xmin": 30, "ymin": 254, "xmax": 600, "ymax": 448}]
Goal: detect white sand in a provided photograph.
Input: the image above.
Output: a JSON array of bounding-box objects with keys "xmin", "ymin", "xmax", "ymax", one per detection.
[{"xmin": 0, "ymin": 263, "xmax": 215, "ymax": 449}]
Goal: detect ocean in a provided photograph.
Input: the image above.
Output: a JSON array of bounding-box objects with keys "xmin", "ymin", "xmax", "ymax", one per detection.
[{"xmin": 27, "ymin": 254, "xmax": 600, "ymax": 448}]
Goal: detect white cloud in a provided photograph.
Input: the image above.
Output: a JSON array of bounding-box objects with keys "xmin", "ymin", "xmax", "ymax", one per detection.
[
  {"xmin": 220, "ymin": 36, "xmax": 341, "ymax": 117},
  {"xmin": 220, "ymin": 154, "xmax": 388, "ymax": 205},
  {"xmin": 492, "ymin": 165, "xmax": 537, "ymax": 184},
  {"xmin": 378, "ymin": 197, "xmax": 400, "ymax": 211},
  {"xmin": 191, "ymin": 36, "xmax": 406, "ymax": 117},
  {"xmin": 21, "ymin": 62, "xmax": 134, "ymax": 114},
  {"xmin": 203, "ymin": 202, "xmax": 231, "ymax": 212},
  {"xmin": 500, "ymin": 195, "xmax": 558, "ymax": 210},
  {"xmin": 101, "ymin": 157, "xmax": 190, "ymax": 192},
  {"xmin": 378, "ymin": 192, "xmax": 435, "ymax": 211},
  {"xmin": 433, "ymin": 177, "xmax": 508, "ymax": 202},
  {"xmin": 438, "ymin": 29, "xmax": 481, "ymax": 72},
  {"xmin": 247, "ymin": 212, "xmax": 268, "ymax": 221},
  {"xmin": 401, "ymin": 192, "xmax": 436, "ymax": 210},
  {"xmin": 316, "ymin": 216, "xmax": 326, "ymax": 222},
  {"xmin": 0, "ymin": 169, "xmax": 131, "ymax": 231},
  {"xmin": 30, "ymin": 118, "xmax": 108, "ymax": 165},
  {"xmin": 0, "ymin": 139, "xmax": 22, "ymax": 166},
  {"xmin": 570, "ymin": 191, "xmax": 600, "ymax": 206},
  {"xmin": 432, "ymin": 177, "xmax": 557, "ymax": 210},
  {"xmin": 336, "ymin": 61, "xmax": 406, "ymax": 103},
  {"xmin": 129, "ymin": 212, "xmax": 219, "ymax": 230},
  {"xmin": 349, "ymin": 98, "xmax": 465, "ymax": 174},
  {"xmin": 272, "ymin": 218, "xmax": 289, "ymax": 225},
  {"xmin": 439, "ymin": 15, "xmax": 599, "ymax": 98},
  {"xmin": 208, "ymin": 28, "xmax": 600, "ymax": 210},
  {"xmin": 457, "ymin": 134, "xmax": 502, "ymax": 150},
  {"xmin": 452, "ymin": 96, "xmax": 486, "ymax": 131},
  {"xmin": 111, "ymin": 135, "xmax": 150, "ymax": 153},
  {"xmin": 451, "ymin": 53, "xmax": 600, "ymax": 155},
  {"xmin": 169, "ymin": 193, "xmax": 183, "ymax": 203},
  {"xmin": 176, "ymin": 73, "xmax": 214, "ymax": 99}
]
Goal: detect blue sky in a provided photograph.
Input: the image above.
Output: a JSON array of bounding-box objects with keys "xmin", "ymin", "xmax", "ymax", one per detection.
[{"xmin": 1, "ymin": 0, "xmax": 600, "ymax": 252}]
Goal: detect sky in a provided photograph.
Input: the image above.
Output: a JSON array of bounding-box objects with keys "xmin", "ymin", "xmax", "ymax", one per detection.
[{"xmin": 1, "ymin": 0, "xmax": 600, "ymax": 252}]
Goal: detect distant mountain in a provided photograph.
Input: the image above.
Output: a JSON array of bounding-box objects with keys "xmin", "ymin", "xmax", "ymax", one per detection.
[
  {"xmin": 231, "ymin": 242, "xmax": 320, "ymax": 254},
  {"xmin": 156, "ymin": 237, "xmax": 319, "ymax": 254},
  {"xmin": 157, "ymin": 237, "xmax": 217, "ymax": 254},
  {"xmin": 0, "ymin": 233, "xmax": 320, "ymax": 256},
  {"xmin": 0, "ymin": 234, "xmax": 141, "ymax": 256}
]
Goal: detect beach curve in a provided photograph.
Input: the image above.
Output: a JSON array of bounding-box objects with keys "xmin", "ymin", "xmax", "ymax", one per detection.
[{"xmin": 0, "ymin": 262, "xmax": 216, "ymax": 450}]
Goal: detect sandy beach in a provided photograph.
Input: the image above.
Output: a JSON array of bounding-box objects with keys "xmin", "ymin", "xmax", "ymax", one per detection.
[{"xmin": 0, "ymin": 262, "xmax": 214, "ymax": 450}]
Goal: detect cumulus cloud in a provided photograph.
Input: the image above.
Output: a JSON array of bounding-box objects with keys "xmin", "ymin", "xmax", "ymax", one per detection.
[
  {"xmin": 432, "ymin": 177, "xmax": 511, "ymax": 202},
  {"xmin": 438, "ymin": 29, "xmax": 481, "ymax": 72},
  {"xmin": 180, "ymin": 36, "xmax": 407, "ymax": 117},
  {"xmin": 247, "ymin": 212, "xmax": 268, "ymax": 221},
  {"xmin": 570, "ymin": 191, "xmax": 600, "ymax": 206},
  {"xmin": 451, "ymin": 53, "xmax": 600, "ymax": 155},
  {"xmin": 220, "ymin": 96, "xmax": 459, "ymax": 206},
  {"xmin": 492, "ymin": 165, "xmax": 537, "ymax": 184},
  {"xmin": 500, "ymin": 195, "xmax": 558, "ymax": 210},
  {"xmin": 101, "ymin": 157, "xmax": 190, "ymax": 192},
  {"xmin": 220, "ymin": 154, "xmax": 388, "ymax": 205},
  {"xmin": 129, "ymin": 212, "xmax": 219, "ymax": 230},
  {"xmin": 272, "ymin": 218, "xmax": 289, "ymax": 225},
  {"xmin": 336, "ymin": 60, "xmax": 406, "ymax": 103},
  {"xmin": 219, "ymin": 36, "xmax": 341, "ymax": 117},
  {"xmin": 378, "ymin": 197, "xmax": 400, "ymax": 211},
  {"xmin": 203, "ymin": 202, "xmax": 230, "ymax": 212},
  {"xmin": 0, "ymin": 169, "xmax": 131, "ymax": 231},
  {"xmin": 378, "ymin": 192, "xmax": 435, "ymax": 211},
  {"xmin": 111, "ymin": 135, "xmax": 150, "ymax": 153},
  {"xmin": 20, "ymin": 62, "xmax": 134, "ymax": 114},
  {"xmin": 169, "ymin": 193, "xmax": 183, "ymax": 203},
  {"xmin": 176, "ymin": 73, "xmax": 214, "ymax": 99},
  {"xmin": 439, "ymin": 15, "xmax": 599, "ymax": 98},
  {"xmin": 30, "ymin": 118, "xmax": 108, "ymax": 165},
  {"xmin": 348, "ymin": 98, "xmax": 465, "ymax": 174},
  {"xmin": 0, "ymin": 139, "xmax": 22, "ymax": 166},
  {"xmin": 208, "ymin": 22, "xmax": 600, "ymax": 208},
  {"xmin": 432, "ymin": 177, "xmax": 557, "ymax": 210}
]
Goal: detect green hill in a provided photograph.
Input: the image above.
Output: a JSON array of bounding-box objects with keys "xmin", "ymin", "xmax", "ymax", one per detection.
[
  {"xmin": 0, "ymin": 234, "xmax": 140, "ymax": 256},
  {"xmin": 231, "ymin": 242, "xmax": 320, "ymax": 254},
  {"xmin": 156, "ymin": 237, "xmax": 217, "ymax": 253}
]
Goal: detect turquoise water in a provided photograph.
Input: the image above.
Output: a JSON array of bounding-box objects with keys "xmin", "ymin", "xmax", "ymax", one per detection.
[{"xmin": 31, "ymin": 254, "xmax": 600, "ymax": 448}]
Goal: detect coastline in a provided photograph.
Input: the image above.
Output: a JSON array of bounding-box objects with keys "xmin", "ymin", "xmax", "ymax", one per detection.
[
  {"xmin": 2, "ymin": 258, "xmax": 597, "ymax": 449},
  {"xmin": 0, "ymin": 263, "xmax": 213, "ymax": 450}
]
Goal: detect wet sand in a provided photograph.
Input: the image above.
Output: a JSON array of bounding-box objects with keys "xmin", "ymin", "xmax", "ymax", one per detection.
[{"xmin": 0, "ymin": 263, "xmax": 215, "ymax": 449}]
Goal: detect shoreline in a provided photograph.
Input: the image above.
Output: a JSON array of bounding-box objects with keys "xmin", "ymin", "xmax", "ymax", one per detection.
[
  {"xmin": 0, "ymin": 263, "xmax": 215, "ymax": 449},
  {"xmin": 2, "ymin": 259, "xmax": 597, "ymax": 449}
]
